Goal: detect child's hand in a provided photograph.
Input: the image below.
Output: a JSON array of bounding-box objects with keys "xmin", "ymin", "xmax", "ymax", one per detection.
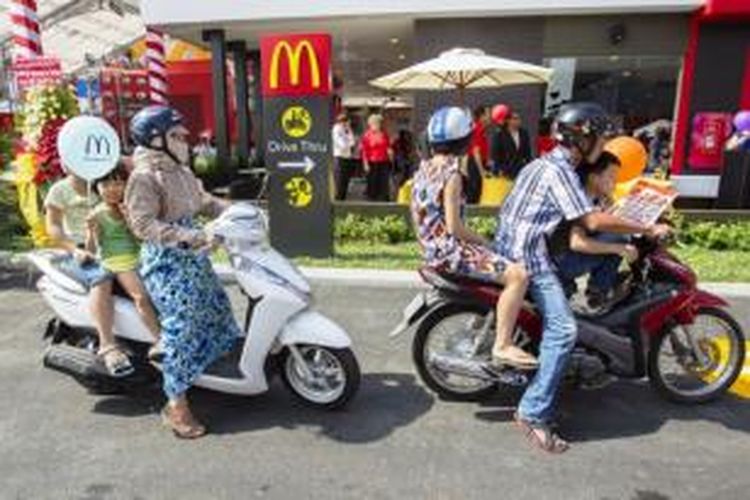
[
  {"xmin": 73, "ymin": 248, "xmax": 96, "ymax": 264},
  {"xmin": 85, "ymin": 214, "xmax": 98, "ymax": 233}
]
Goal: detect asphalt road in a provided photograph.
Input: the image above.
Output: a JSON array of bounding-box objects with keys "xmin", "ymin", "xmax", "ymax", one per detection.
[{"xmin": 1, "ymin": 272, "xmax": 749, "ymax": 500}]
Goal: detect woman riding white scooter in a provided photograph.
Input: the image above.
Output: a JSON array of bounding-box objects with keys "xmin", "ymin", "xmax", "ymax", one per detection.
[{"xmin": 124, "ymin": 106, "xmax": 240, "ymax": 439}]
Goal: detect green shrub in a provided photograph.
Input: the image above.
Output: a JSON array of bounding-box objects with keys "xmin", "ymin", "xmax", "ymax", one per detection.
[
  {"xmin": 678, "ymin": 221, "xmax": 750, "ymax": 252},
  {"xmin": 334, "ymin": 213, "xmax": 750, "ymax": 252},
  {"xmin": 335, "ymin": 214, "xmax": 414, "ymax": 244}
]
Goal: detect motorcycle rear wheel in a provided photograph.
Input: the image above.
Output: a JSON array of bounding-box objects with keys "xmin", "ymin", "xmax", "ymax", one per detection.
[
  {"xmin": 413, "ymin": 303, "xmax": 499, "ymax": 401},
  {"xmin": 648, "ymin": 306, "xmax": 745, "ymax": 404}
]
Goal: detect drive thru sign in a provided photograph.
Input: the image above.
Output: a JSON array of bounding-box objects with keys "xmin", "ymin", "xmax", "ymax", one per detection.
[{"xmin": 261, "ymin": 33, "xmax": 333, "ymax": 257}]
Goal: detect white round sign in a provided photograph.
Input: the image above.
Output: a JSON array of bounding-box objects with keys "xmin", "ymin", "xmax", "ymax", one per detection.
[{"xmin": 56, "ymin": 116, "xmax": 121, "ymax": 181}]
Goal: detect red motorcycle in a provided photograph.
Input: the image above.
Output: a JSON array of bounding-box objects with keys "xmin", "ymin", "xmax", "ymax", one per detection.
[{"xmin": 390, "ymin": 237, "xmax": 745, "ymax": 404}]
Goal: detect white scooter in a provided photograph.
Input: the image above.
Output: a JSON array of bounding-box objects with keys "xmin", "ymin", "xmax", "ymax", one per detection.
[{"xmin": 28, "ymin": 203, "xmax": 360, "ymax": 409}]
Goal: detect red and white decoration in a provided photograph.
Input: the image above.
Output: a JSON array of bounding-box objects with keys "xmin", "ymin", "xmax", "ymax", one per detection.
[
  {"xmin": 12, "ymin": 57, "xmax": 62, "ymax": 91},
  {"xmin": 146, "ymin": 28, "xmax": 168, "ymax": 104},
  {"xmin": 9, "ymin": 0, "xmax": 43, "ymax": 59}
]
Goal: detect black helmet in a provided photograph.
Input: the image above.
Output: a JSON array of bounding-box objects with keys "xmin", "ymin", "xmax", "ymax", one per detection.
[{"xmin": 554, "ymin": 102, "xmax": 614, "ymax": 148}]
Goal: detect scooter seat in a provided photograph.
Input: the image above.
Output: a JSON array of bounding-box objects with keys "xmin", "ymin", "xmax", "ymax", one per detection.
[
  {"xmin": 29, "ymin": 251, "xmax": 130, "ymax": 298},
  {"xmin": 28, "ymin": 251, "xmax": 88, "ymax": 295}
]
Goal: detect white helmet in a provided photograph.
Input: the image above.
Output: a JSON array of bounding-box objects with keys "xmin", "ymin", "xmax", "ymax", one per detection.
[{"xmin": 427, "ymin": 106, "xmax": 473, "ymax": 145}]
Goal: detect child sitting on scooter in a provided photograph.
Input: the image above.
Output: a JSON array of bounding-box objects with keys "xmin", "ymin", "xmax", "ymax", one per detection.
[
  {"xmin": 550, "ymin": 151, "xmax": 639, "ymax": 312},
  {"xmin": 85, "ymin": 164, "xmax": 162, "ymax": 363}
]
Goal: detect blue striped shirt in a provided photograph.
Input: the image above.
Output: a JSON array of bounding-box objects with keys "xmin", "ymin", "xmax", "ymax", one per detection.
[{"xmin": 494, "ymin": 147, "xmax": 593, "ymax": 275}]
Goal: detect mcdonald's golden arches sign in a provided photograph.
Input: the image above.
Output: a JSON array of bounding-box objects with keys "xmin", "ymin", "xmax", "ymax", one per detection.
[{"xmin": 261, "ymin": 33, "xmax": 331, "ymax": 97}]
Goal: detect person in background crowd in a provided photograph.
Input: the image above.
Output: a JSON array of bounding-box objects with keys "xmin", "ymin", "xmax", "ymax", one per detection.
[
  {"xmin": 635, "ymin": 131, "xmax": 650, "ymax": 154},
  {"xmin": 536, "ymin": 117, "xmax": 556, "ymax": 156},
  {"xmin": 727, "ymin": 111, "xmax": 750, "ymax": 153},
  {"xmin": 332, "ymin": 113, "xmax": 357, "ymax": 201},
  {"xmin": 489, "ymin": 104, "xmax": 510, "ymax": 175},
  {"xmin": 192, "ymin": 130, "xmax": 216, "ymax": 159},
  {"xmin": 465, "ymin": 106, "xmax": 491, "ymax": 204},
  {"xmin": 492, "ymin": 110, "xmax": 532, "ymax": 180},
  {"xmin": 392, "ymin": 129, "xmax": 417, "ymax": 189},
  {"xmin": 726, "ymin": 129, "xmax": 750, "ymax": 153},
  {"xmin": 647, "ymin": 127, "xmax": 671, "ymax": 174},
  {"xmin": 361, "ymin": 114, "xmax": 393, "ymax": 202}
]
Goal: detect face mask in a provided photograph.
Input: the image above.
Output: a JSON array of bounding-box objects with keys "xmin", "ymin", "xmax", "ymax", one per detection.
[
  {"xmin": 165, "ymin": 129, "xmax": 190, "ymax": 165},
  {"xmin": 171, "ymin": 140, "xmax": 190, "ymax": 164}
]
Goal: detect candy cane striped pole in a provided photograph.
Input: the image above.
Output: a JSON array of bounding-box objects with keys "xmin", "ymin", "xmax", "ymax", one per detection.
[
  {"xmin": 9, "ymin": 0, "xmax": 43, "ymax": 59},
  {"xmin": 146, "ymin": 28, "xmax": 168, "ymax": 104}
]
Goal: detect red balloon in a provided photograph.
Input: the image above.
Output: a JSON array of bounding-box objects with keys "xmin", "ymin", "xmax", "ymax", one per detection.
[{"xmin": 492, "ymin": 104, "xmax": 510, "ymax": 125}]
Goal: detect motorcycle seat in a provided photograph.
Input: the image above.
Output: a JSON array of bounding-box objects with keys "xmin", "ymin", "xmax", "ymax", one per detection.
[
  {"xmin": 419, "ymin": 266, "xmax": 537, "ymax": 306},
  {"xmin": 419, "ymin": 266, "xmax": 501, "ymax": 291}
]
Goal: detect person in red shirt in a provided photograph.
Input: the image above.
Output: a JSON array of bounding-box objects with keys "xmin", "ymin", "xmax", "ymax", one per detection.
[
  {"xmin": 536, "ymin": 117, "xmax": 556, "ymax": 156},
  {"xmin": 361, "ymin": 113, "xmax": 393, "ymax": 201},
  {"xmin": 466, "ymin": 106, "xmax": 490, "ymax": 203}
]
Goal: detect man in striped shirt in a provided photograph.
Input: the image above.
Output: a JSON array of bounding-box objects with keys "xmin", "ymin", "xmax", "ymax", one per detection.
[{"xmin": 494, "ymin": 102, "xmax": 671, "ymax": 454}]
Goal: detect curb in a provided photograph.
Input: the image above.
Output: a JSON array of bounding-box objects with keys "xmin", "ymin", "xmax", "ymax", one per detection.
[
  {"xmin": 4, "ymin": 253, "xmax": 750, "ymax": 298},
  {"xmin": 295, "ymin": 267, "xmax": 750, "ymax": 298}
]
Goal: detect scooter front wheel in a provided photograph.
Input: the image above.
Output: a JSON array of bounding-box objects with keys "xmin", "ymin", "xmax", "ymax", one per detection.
[{"xmin": 280, "ymin": 345, "xmax": 360, "ymax": 410}]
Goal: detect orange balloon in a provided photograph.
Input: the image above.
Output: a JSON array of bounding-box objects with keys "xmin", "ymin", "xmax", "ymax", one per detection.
[{"xmin": 604, "ymin": 136, "xmax": 648, "ymax": 184}]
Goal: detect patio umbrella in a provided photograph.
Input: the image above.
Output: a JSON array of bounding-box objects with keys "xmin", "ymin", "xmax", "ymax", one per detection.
[{"xmin": 369, "ymin": 47, "xmax": 553, "ymax": 102}]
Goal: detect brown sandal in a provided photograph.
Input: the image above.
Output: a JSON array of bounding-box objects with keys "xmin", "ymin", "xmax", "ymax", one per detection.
[
  {"xmin": 514, "ymin": 412, "xmax": 569, "ymax": 454},
  {"xmin": 161, "ymin": 405, "xmax": 207, "ymax": 440}
]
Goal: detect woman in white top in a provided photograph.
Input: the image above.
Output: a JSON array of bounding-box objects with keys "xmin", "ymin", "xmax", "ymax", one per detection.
[{"xmin": 332, "ymin": 113, "xmax": 357, "ymax": 200}]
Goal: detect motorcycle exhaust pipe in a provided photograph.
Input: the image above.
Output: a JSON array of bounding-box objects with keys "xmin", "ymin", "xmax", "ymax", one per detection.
[
  {"xmin": 43, "ymin": 343, "xmax": 106, "ymax": 379},
  {"xmin": 428, "ymin": 353, "xmax": 529, "ymax": 387},
  {"xmin": 44, "ymin": 343, "xmax": 159, "ymax": 390}
]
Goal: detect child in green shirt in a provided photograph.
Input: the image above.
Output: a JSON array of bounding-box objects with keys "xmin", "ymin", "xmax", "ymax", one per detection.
[{"xmin": 86, "ymin": 165, "xmax": 161, "ymax": 358}]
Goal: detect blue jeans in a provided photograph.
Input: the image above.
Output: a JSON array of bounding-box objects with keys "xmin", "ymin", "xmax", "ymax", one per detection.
[
  {"xmin": 555, "ymin": 233, "xmax": 626, "ymax": 291},
  {"xmin": 517, "ymin": 272, "xmax": 577, "ymax": 425},
  {"xmin": 57, "ymin": 254, "xmax": 113, "ymax": 289}
]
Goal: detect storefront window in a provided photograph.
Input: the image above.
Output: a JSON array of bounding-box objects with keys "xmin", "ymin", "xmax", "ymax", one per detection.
[{"xmin": 544, "ymin": 55, "xmax": 682, "ymax": 133}]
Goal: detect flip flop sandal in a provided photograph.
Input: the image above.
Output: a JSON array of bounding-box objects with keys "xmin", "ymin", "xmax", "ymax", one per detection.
[
  {"xmin": 98, "ymin": 345, "xmax": 135, "ymax": 378},
  {"xmin": 161, "ymin": 406, "xmax": 207, "ymax": 440},
  {"xmin": 514, "ymin": 412, "xmax": 569, "ymax": 454}
]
